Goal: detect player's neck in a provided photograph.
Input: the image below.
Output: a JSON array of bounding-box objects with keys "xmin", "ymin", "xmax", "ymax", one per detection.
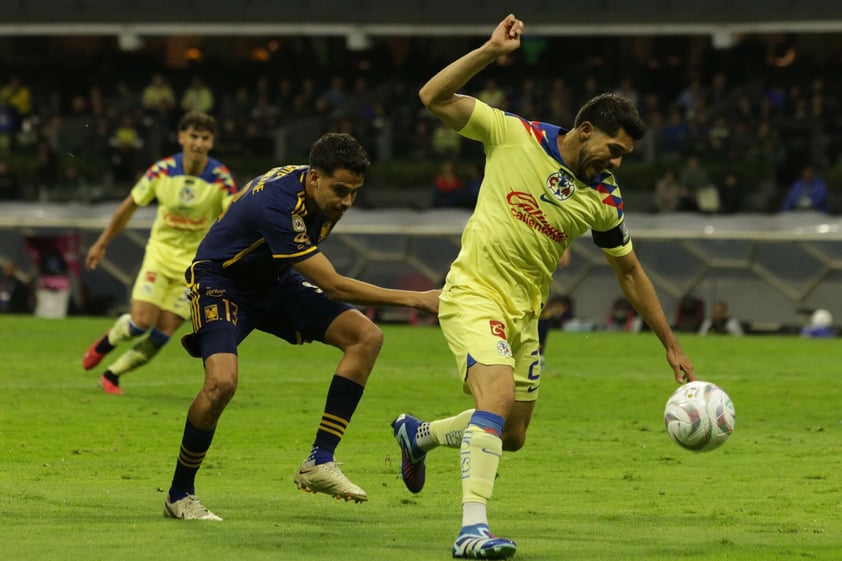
[
  {"xmin": 557, "ymin": 130, "xmax": 579, "ymax": 170},
  {"xmin": 183, "ymin": 156, "xmax": 208, "ymax": 176}
]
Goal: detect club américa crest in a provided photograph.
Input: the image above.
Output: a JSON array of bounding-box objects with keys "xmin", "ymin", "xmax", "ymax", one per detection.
[{"xmin": 545, "ymin": 169, "xmax": 576, "ymax": 202}]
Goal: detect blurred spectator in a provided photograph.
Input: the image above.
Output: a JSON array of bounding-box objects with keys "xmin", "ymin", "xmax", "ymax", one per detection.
[
  {"xmin": 679, "ymin": 155, "xmax": 711, "ymax": 211},
  {"xmin": 222, "ymin": 85, "xmax": 252, "ymax": 122},
  {"xmin": 141, "ymin": 73, "xmax": 176, "ymax": 117},
  {"xmin": 215, "ymin": 118, "xmax": 247, "ymax": 158},
  {"xmin": 57, "ymin": 95, "xmax": 95, "ymax": 156},
  {"xmin": 577, "ymin": 76, "xmax": 601, "ymax": 109},
  {"xmin": 698, "ymin": 301, "xmax": 743, "ymax": 336},
  {"xmin": 0, "ymin": 261, "xmax": 33, "ymax": 314},
  {"xmin": 463, "ymin": 161, "xmax": 483, "ymax": 209},
  {"xmin": 432, "ymin": 160, "xmax": 467, "ymax": 208},
  {"xmin": 606, "ymin": 297, "xmax": 639, "ymax": 332},
  {"xmin": 509, "ymin": 77, "xmax": 540, "ymax": 116},
  {"xmin": 477, "ymin": 78, "xmax": 506, "ymax": 108},
  {"xmin": 708, "ymin": 72, "xmax": 728, "ymax": 107},
  {"xmin": 545, "ymin": 78, "xmax": 573, "ymax": 123},
  {"xmin": 0, "ymin": 98, "xmax": 16, "ymax": 153},
  {"xmin": 181, "ymin": 76, "xmax": 214, "ymax": 114},
  {"xmin": 55, "ymin": 163, "xmax": 88, "ymax": 198},
  {"xmin": 0, "ymin": 159, "xmax": 21, "ymax": 200},
  {"xmin": 317, "ymin": 75, "xmax": 348, "ymax": 116},
  {"xmin": 659, "ymin": 108, "xmax": 691, "ymax": 159},
  {"xmin": 717, "ymin": 173, "xmax": 744, "ymax": 214},
  {"xmin": 652, "ymin": 169, "xmax": 687, "ymax": 213},
  {"xmin": 249, "ymin": 94, "xmax": 280, "ymax": 135},
  {"xmin": 242, "ymin": 121, "xmax": 273, "ymax": 158},
  {"xmin": 707, "ymin": 115, "xmax": 731, "ymax": 159},
  {"xmin": 766, "ymin": 83, "xmax": 787, "ymax": 113},
  {"xmin": 34, "ymin": 138, "xmax": 59, "ymax": 199},
  {"xmin": 431, "ymin": 122, "xmax": 462, "ymax": 159},
  {"xmin": 801, "ymin": 309, "xmax": 835, "ymax": 338},
  {"xmin": 538, "ymin": 292, "xmax": 574, "ymax": 357},
  {"xmin": 109, "ymin": 114, "xmax": 144, "ymax": 183},
  {"xmin": 612, "ymin": 78, "xmax": 639, "ymax": 108},
  {"xmin": 686, "ymin": 110, "xmax": 711, "ymax": 155},
  {"xmin": 106, "ymin": 81, "xmax": 140, "ymax": 118},
  {"xmin": 676, "ymin": 75, "xmax": 704, "ymax": 119},
  {"xmin": 408, "ymin": 119, "xmax": 433, "ymax": 161},
  {"xmin": 780, "ymin": 165, "xmax": 829, "ymax": 212},
  {"xmin": 275, "ymin": 78, "xmax": 295, "ymax": 117},
  {"xmin": 0, "ymin": 76, "xmax": 32, "ymax": 123},
  {"xmin": 673, "ymin": 295, "xmax": 705, "ymax": 332}
]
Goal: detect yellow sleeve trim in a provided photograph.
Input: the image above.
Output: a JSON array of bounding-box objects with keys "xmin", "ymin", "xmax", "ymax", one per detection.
[{"xmin": 273, "ymin": 246, "xmax": 318, "ymax": 260}]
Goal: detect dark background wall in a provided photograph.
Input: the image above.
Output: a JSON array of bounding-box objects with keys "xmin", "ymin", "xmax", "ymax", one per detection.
[{"xmin": 0, "ymin": 0, "xmax": 840, "ymax": 26}]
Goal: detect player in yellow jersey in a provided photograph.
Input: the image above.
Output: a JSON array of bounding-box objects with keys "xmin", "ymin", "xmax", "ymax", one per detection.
[
  {"xmin": 390, "ymin": 15, "xmax": 696, "ymax": 559},
  {"xmin": 82, "ymin": 112, "xmax": 237, "ymax": 395}
]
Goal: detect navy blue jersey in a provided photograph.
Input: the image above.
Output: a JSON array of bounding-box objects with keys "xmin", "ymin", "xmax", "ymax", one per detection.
[{"xmin": 192, "ymin": 165, "xmax": 336, "ymax": 290}]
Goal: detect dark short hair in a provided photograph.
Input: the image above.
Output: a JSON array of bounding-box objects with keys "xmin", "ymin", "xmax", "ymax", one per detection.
[
  {"xmin": 178, "ymin": 112, "xmax": 217, "ymax": 136},
  {"xmin": 574, "ymin": 93, "xmax": 646, "ymax": 140},
  {"xmin": 309, "ymin": 132, "xmax": 371, "ymax": 176}
]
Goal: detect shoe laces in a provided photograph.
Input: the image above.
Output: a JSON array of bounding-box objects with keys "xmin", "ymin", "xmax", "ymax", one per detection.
[{"xmin": 180, "ymin": 495, "xmax": 212, "ymax": 516}]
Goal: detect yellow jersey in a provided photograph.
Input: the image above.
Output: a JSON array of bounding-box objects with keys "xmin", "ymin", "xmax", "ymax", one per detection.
[
  {"xmin": 445, "ymin": 100, "xmax": 633, "ymax": 316},
  {"xmin": 131, "ymin": 153, "xmax": 236, "ymax": 279}
]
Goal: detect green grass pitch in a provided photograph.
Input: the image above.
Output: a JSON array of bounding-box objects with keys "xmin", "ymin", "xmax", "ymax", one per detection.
[{"xmin": 1, "ymin": 316, "xmax": 840, "ymax": 560}]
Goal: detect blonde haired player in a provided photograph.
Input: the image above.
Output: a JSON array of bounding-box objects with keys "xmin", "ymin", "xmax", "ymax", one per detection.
[
  {"xmin": 391, "ymin": 14, "xmax": 695, "ymax": 559},
  {"xmin": 82, "ymin": 112, "xmax": 236, "ymax": 394}
]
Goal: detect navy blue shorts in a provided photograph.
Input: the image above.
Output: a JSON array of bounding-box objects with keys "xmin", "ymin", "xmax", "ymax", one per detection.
[{"xmin": 186, "ymin": 267, "xmax": 354, "ymax": 360}]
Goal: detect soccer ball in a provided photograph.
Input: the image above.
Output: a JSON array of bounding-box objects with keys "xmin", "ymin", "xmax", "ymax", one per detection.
[{"xmin": 663, "ymin": 381, "xmax": 735, "ymax": 452}]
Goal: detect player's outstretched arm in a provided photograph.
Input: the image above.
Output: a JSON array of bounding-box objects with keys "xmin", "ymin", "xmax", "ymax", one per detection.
[
  {"xmin": 606, "ymin": 251, "xmax": 695, "ymax": 383},
  {"xmin": 293, "ymin": 252, "xmax": 440, "ymax": 314},
  {"xmin": 86, "ymin": 194, "xmax": 139, "ymax": 270},
  {"xmin": 419, "ymin": 13, "xmax": 524, "ymax": 131}
]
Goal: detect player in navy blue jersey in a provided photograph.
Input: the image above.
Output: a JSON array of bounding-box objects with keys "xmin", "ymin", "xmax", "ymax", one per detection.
[{"xmin": 162, "ymin": 132, "xmax": 440, "ymax": 521}]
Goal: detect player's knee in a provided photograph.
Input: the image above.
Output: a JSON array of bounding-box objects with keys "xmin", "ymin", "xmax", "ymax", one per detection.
[
  {"xmin": 355, "ymin": 320, "xmax": 384, "ymax": 355},
  {"xmin": 204, "ymin": 374, "xmax": 238, "ymax": 405}
]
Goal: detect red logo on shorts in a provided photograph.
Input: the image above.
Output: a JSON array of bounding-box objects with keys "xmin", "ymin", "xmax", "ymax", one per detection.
[
  {"xmin": 145, "ymin": 271, "xmax": 157, "ymax": 283},
  {"xmin": 489, "ymin": 320, "xmax": 507, "ymax": 340}
]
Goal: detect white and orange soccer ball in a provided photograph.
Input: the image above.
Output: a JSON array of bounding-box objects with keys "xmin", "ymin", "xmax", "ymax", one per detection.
[{"xmin": 664, "ymin": 381, "xmax": 735, "ymax": 452}]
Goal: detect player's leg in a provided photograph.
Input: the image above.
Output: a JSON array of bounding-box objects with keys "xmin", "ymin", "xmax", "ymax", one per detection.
[
  {"xmin": 163, "ymin": 351, "xmax": 235, "ymax": 521},
  {"xmin": 100, "ymin": 278, "xmax": 189, "ymax": 393},
  {"xmin": 295, "ymin": 307, "xmax": 380, "ymax": 502},
  {"xmin": 83, "ymin": 258, "xmax": 171, "ymax": 371},
  {"xmin": 267, "ymin": 273, "xmax": 376, "ymax": 502},
  {"xmin": 441, "ymin": 288, "xmax": 520, "ymax": 558},
  {"xmin": 451, "ymin": 362, "xmax": 517, "ymax": 559},
  {"xmin": 82, "ymin": 304, "xmax": 151, "ymax": 372},
  {"xmin": 164, "ymin": 276, "xmax": 247, "ymax": 521},
  {"xmin": 403, "ymin": 365, "xmax": 536, "ymax": 452},
  {"xmin": 501, "ymin": 325, "xmax": 541, "ymax": 451},
  {"xmin": 392, "ymin": 288, "xmax": 505, "ymax": 495}
]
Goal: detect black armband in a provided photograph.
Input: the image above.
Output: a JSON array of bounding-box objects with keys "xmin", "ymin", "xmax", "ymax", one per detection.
[{"xmin": 591, "ymin": 221, "xmax": 631, "ymax": 249}]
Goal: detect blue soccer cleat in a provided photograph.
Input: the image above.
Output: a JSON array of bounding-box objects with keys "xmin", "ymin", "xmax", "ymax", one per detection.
[
  {"xmin": 452, "ymin": 523, "xmax": 517, "ymax": 559},
  {"xmin": 391, "ymin": 413, "xmax": 427, "ymax": 493}
]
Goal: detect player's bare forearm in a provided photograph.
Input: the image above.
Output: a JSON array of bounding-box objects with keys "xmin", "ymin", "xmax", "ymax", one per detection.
[
  {"xmin": 293, "ymin": 253, "xmax": 440, "ymax": 313},
  {"xmin": 87, "ymin": 195, "xmax": 138, "ymax": 269},
  {"xmin": 419, "ymin": 14, "xmax": 524, "ymax": 130},
  {"xmin": 608, "ymin": 252, "xmax": 694, "ymax": 382},
  {"xmin": 329, "ymin": 279, "xmax": 440, "ymax": 314}
]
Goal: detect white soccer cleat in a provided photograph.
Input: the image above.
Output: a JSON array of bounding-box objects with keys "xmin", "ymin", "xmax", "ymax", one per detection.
[
  {"xmin": 294, "ymin": 460, "xmax": 368, "ymax": 503},
  {"xmin": 163, "ymin": 494, "xmax": 223, "ymax": 521}
]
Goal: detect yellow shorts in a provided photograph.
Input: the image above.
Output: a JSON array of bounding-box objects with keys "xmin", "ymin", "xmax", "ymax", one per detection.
[
  {"xmin": 439, "ymin": 285, "xmax": 542, "ymax": 402},
  {"xmin": 130, "ymin": 252, "xmax": 191, "ymax": 320}
]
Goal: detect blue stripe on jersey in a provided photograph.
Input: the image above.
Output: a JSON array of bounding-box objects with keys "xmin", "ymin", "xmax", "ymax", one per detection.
[
  {"xmin": 504, "ymin": 111, "xmax": 568, "ymax": 166},
  {"xmin": 506, "ymin": 109, "xmax": 624, "ymax": 219}
]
